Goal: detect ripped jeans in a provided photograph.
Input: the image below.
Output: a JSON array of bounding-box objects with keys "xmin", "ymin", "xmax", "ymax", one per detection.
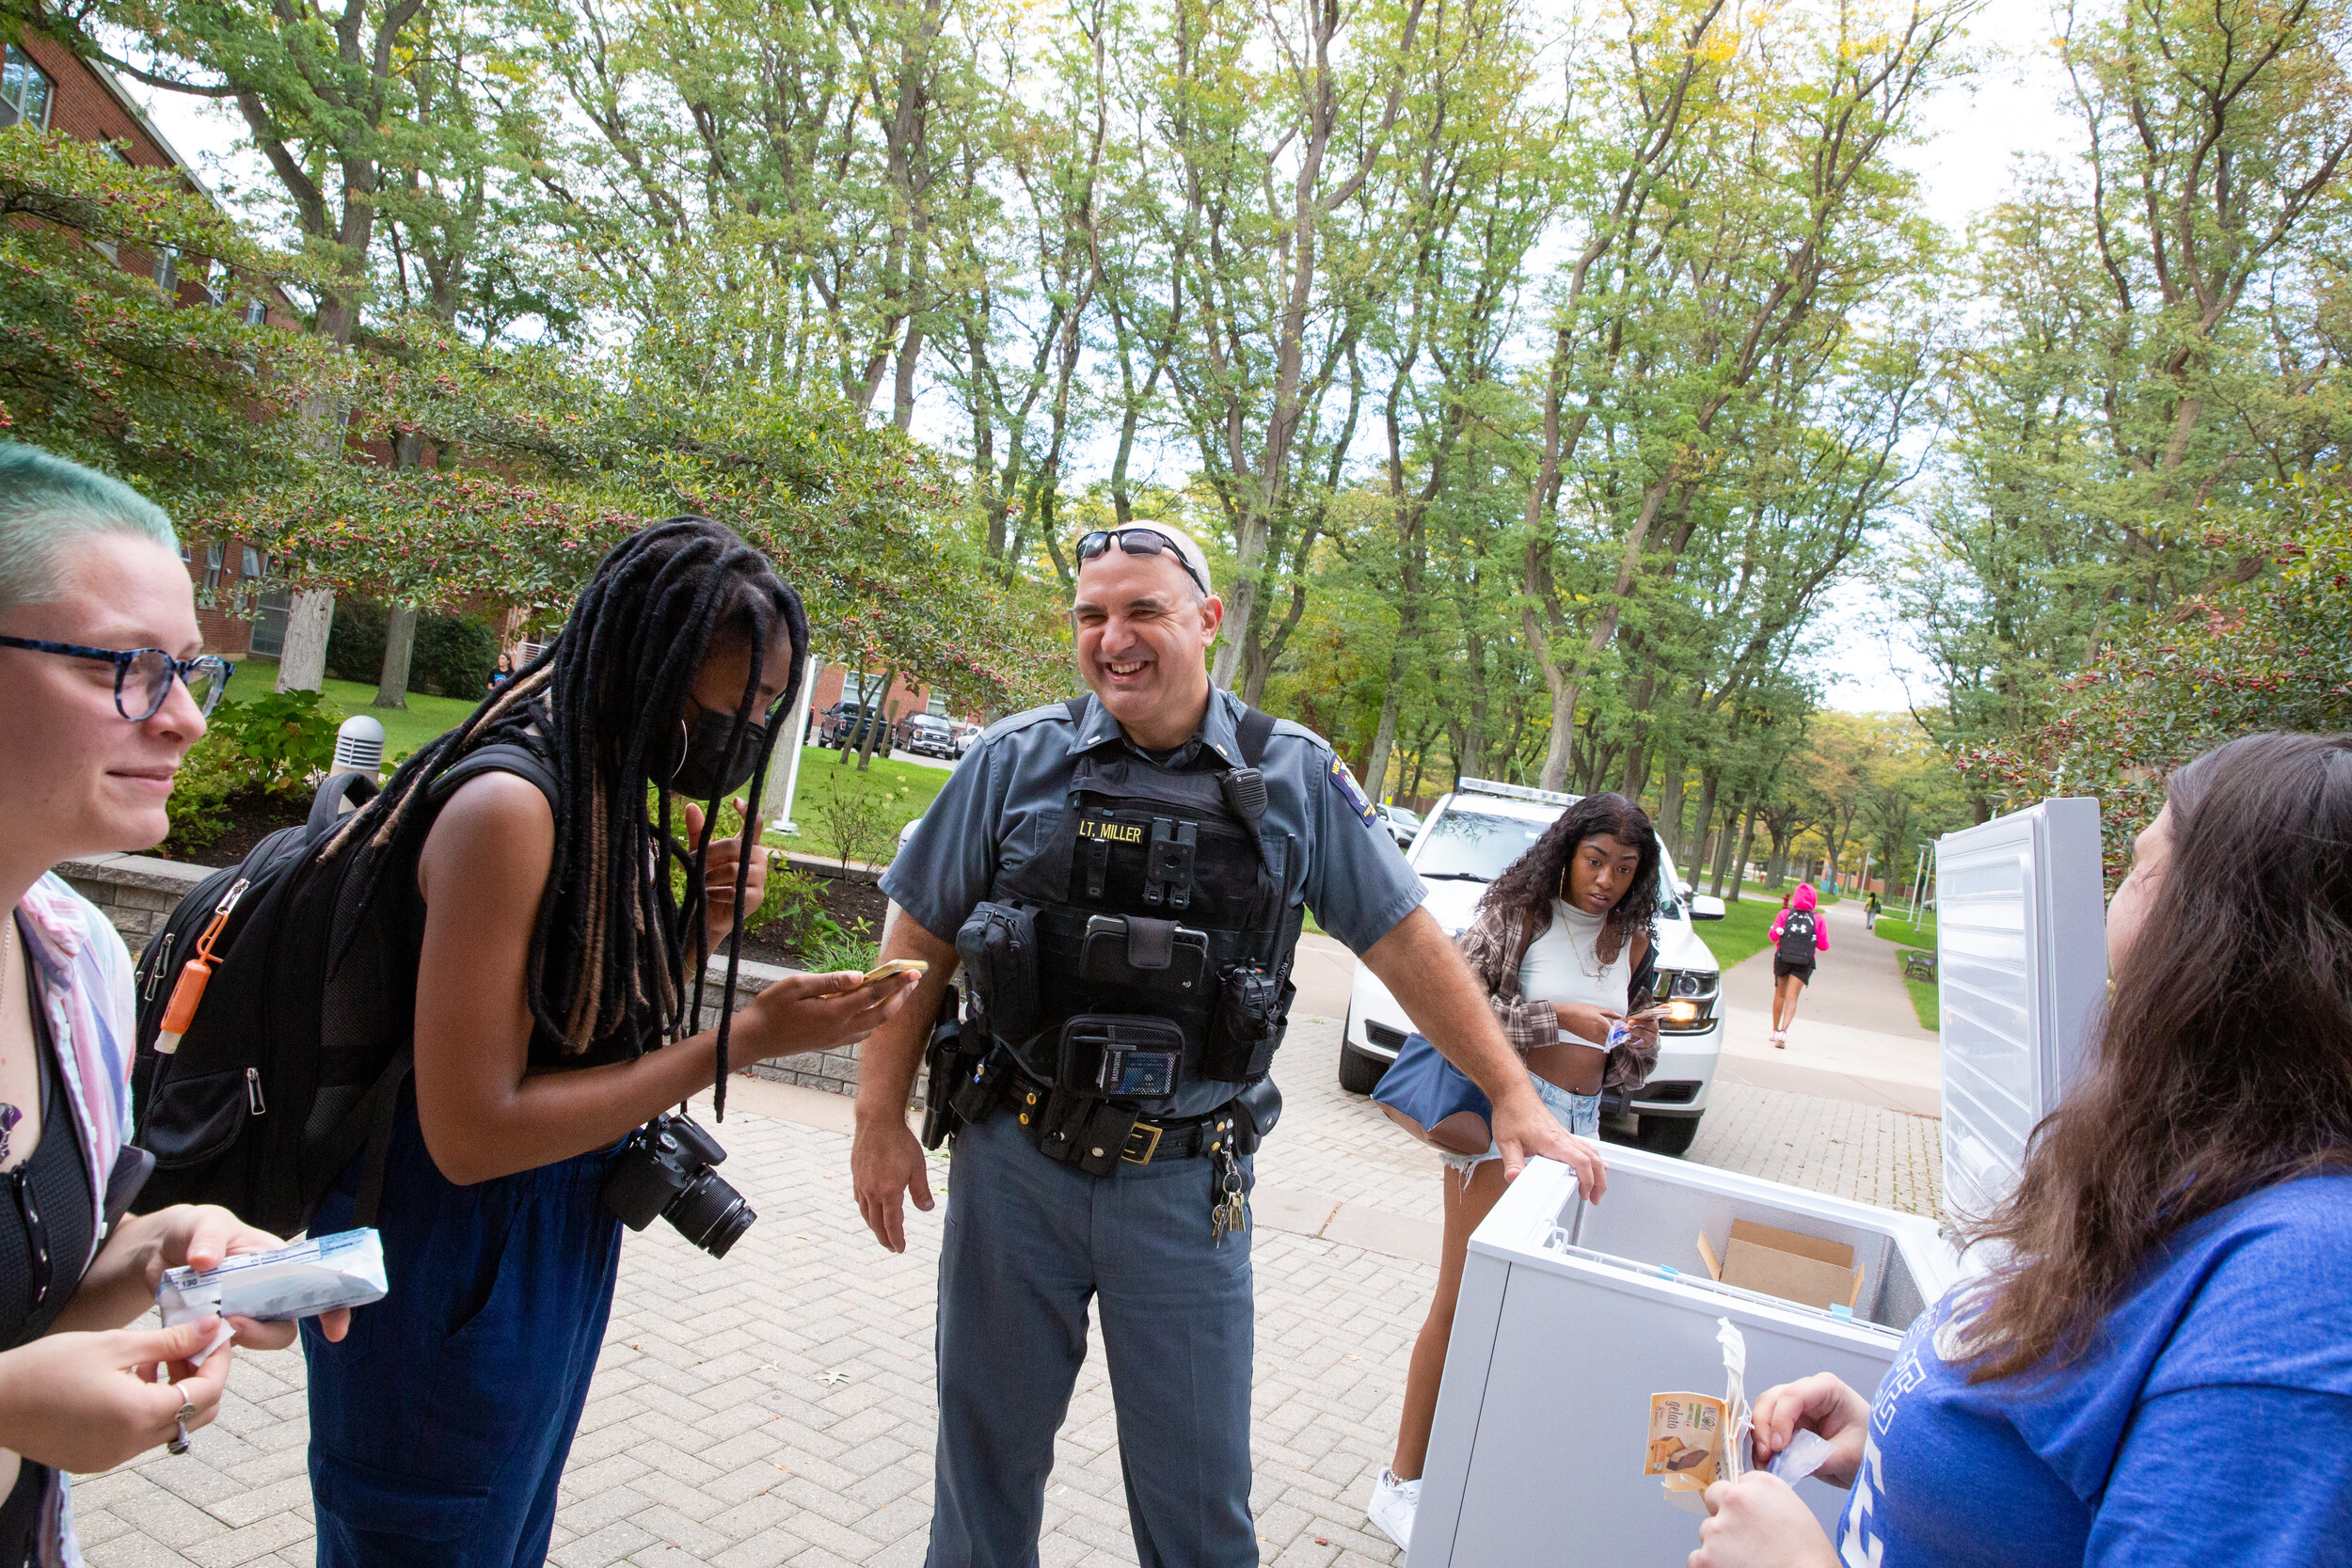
[{"xmin": 1438, "ymin": 1070, "xmax": 1601, "ymax": 1178}]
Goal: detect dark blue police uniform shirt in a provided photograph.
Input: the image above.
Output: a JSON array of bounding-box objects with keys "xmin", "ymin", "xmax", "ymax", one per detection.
[{"xmin": 880, "ymin": 689, "xmax": 1427, "ymax": 1116}]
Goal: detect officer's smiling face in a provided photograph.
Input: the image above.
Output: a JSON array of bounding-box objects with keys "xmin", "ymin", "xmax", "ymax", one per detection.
[{"xmin": 1072, "ymin": 547, "xmax": 1224, "ymax": 750}]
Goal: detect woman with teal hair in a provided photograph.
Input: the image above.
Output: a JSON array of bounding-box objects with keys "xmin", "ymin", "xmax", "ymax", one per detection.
[{"xmin": 0, "ymin": 443, "xmax": 339, "ymax": 1565}]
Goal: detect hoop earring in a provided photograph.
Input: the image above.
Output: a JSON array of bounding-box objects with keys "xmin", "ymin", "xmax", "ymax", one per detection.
[{"xmin": 671, "ymin": 717, "xmax": 689, "ymax": 780}]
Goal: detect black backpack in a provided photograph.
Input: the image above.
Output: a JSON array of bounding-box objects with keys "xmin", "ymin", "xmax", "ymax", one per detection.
[
  {"xmin": 130, "ymin": 744, "xmax": 554, "ymax": 1236},
  {"xmin": 1775, "ymin": 909, "xmax": 1818, "ymax": 965}
]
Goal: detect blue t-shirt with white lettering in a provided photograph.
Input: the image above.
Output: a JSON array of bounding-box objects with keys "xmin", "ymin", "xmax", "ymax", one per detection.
[{"xmin": 1835, "ymin": 1174, "xmax": 2352, "ymax": 1566}]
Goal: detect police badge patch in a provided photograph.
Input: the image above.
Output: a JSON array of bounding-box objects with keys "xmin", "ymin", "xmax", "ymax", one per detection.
[{"xmin": 1327, "ymin": 756, "xmax": 1379, "ymax": 828}]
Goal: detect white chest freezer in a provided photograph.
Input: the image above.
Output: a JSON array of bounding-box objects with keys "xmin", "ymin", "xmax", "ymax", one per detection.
[{"xmin": 1406, "ymin": 800, "xmax": 2107, "ymax": 1567}]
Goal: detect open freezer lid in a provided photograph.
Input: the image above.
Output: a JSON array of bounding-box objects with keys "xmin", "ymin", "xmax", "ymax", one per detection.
[{"xmin": 1934, "ymin": 799, "xmax": 2106, "ymax": 1224}]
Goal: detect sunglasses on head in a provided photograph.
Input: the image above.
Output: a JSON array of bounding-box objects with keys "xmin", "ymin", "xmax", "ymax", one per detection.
[{"xmin": 1074, "ymin": 529, "xmax": 1210, "ymax": 599}]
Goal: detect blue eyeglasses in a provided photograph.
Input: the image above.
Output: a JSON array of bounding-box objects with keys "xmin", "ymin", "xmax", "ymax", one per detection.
[{"xmin": 0, "ymin": 637, "xmax": 233, "ymax": 721}]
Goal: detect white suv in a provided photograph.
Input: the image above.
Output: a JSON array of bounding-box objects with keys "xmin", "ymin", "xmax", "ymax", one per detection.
[{"xmin": 1337, "ymin": 778, "xmax": 1726, "ymax": 1156}]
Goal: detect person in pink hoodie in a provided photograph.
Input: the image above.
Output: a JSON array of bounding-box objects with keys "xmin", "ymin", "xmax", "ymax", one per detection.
[{"xmin": 1767, "ymin": 882, "xmax": 1829, "ymax": 1047}]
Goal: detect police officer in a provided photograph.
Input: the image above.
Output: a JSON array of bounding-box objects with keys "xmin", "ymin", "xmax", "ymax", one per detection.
[{"xmin": 852, "ymin": 523, "xmax": 1608, "ymax": 1568}]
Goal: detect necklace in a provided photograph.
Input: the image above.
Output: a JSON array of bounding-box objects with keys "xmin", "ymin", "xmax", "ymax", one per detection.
[{"xmin": 1553, "ymin": 891, "xmax": 1611, "ymax": 979}]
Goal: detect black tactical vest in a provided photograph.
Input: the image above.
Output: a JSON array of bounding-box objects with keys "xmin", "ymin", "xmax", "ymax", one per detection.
[{"xmin": 954, "ymin": 700, "xmax": 1301, "ymax": 1103}]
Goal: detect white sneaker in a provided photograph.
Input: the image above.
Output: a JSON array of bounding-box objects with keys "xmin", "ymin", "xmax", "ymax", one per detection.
[{"xmin": 1368, "ymin": 1467, "xmax": 1421, "ymax": 1552}]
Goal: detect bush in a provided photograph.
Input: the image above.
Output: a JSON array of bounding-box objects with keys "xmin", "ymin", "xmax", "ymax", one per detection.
[
  {"xmin": 808, "ymin": 777, "xmax": 900, "ymax": 870},
  {"xmin": 796, "ymin": 915, "xmax": 878, "ymax": 974},
  {"xmin": 163, "ymin": 727, "xmax": 243, "ymax": 854},
  {"xmin": 208, "ymin": 689, "xmax": 342, "ymax": 795},
  {"xmin": 323, "ymin": 597, "xmax": 501, "ymax": 697},
  {"xmin": 414, "ymin": 612, "xmax": 499, "ymax": 697},
  {"xmin": 324, "ymin": 598, "xmax": 389, "ymax": 684}
]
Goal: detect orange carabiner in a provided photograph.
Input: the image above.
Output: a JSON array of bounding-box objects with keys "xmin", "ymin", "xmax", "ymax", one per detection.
[{"xmin": 153, "ymin": 879, "xmax": 248, "ymax": 1055}]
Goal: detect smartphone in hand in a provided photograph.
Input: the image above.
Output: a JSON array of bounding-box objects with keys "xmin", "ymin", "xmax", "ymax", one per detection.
[{"xmin": 859, "ymin": 958, "xmax": 930, "ymax": 989}]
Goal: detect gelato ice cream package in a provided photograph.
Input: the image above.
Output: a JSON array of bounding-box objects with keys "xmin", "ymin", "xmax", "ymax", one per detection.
[{"xmin": 156, "ymin": 1227, "xmax": 387, "ymax": 1325}]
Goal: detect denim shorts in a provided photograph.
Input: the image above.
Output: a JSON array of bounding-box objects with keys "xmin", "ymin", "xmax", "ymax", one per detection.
[{"xmin": 1438, "ymin": 1069, "xmax": 1602, "ymax": 1177}]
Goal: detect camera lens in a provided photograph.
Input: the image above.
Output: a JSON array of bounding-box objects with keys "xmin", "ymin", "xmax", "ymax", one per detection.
[{"xmin": 667, "ymin": 1169, "xmax": 756, "ymax": 1259}]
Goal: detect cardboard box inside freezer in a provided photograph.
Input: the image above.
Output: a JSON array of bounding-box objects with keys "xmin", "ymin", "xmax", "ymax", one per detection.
[
  {"xmin": 1556, "ymin": 1162, "xmax": 1930, "ymax": 1332},
  {"xmin": 1696, "ymin": 1219, "xmax": 1867, "ymax": 1312}
]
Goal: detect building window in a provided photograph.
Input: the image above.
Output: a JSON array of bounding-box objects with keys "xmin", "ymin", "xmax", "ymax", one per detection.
[
  {"xmin": 249, "ymin": 586, "xmax": 290, "ymax": 657},
  {"xmin": 153, "ymin": 245, "xmax": 179, "ymax": 294},
  {"xmin": 241, "ymin": 546, "xmax": 262, "ymax": 578},
  {"xmin": 245, "ymin": 298, "xmax": 267, "ymax": 325},
  {"xmin": 927, "ymin": 692, "xmax": 948, "ymax": 717},
  {"xmin": 0, "ymin": 44, "xmax": 53, "ymax": 131},
  {"xmin": 201, "ymin": 543, "xmax": 223, "ymax": 592}
]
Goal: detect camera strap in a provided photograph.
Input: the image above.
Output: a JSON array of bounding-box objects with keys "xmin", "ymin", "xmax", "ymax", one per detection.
[{"xmin": 348, "ymin": 1043, "xmax": 415, "ymax": 1229}]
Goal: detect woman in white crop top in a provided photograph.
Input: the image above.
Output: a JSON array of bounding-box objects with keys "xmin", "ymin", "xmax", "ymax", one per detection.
[{"xmin": 1368, "ymin": 793, "xmax": 1665, "ymax": 1553}]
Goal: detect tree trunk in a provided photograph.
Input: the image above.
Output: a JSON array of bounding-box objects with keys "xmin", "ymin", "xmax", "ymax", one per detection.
[
  {"xmin": 374, "ymin": 604, "xmax": 418, "ymax": 709},
  {"xmin": 857, "ymin": 673, "xmax": 901, "ymax": 771},
  {"xmin": 1712, "ymin": 803, "xmax": 1750, "ymax": 902},
  {"xmin": 1363, "ymin": 655, "xmax": 1406, "ymax": 808},
  {"xmin": 1691, "ymin": 768, "xmax": 1721, "ymax": 876},
  {"xmin": 276, "ymin": 590, "xmax": 336, "ymax": 693},
  {"xmin": 1729, "ymin": 804, "xmax": 1761, "ymax": 902},
  {"xmin": 1656, "ymin": 759, "xmax": 1686, "ymax": 861}
]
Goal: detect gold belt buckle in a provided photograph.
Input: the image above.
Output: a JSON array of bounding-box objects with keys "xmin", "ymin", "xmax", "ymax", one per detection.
[{"xmin": 1122, "ymin": 1121, "xmax": 1166, "ymax": 1164}]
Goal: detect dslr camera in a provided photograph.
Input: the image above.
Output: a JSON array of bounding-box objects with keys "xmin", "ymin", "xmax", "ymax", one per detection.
[{"xmin": 600, "ymin": 1112, "xmax": 755, "ymax": 1259}]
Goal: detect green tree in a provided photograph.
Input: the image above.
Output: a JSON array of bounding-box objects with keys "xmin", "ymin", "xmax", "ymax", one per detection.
[{"xmin": 0, "ymin": 128, "xmax": 332, "ymax": 515}]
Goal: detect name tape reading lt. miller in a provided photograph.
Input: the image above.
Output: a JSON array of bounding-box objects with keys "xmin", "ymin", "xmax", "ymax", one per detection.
[{"xmin": 157, "ymin": 1227, "xmax": 389, "ymax": 1328}]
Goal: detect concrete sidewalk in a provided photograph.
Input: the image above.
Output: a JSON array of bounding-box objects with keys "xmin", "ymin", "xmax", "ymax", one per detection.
[
  {"xmin": 1714, "ymin": 894, "xmax": 1941, "ymax": 1117},
  {"xmin": 78, "ymin": 1019, "xmax": 1936, "ymax": 1568}
]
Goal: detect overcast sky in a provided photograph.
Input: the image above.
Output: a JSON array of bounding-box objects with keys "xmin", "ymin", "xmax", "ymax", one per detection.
[{"xmin": 127, "ymin": 0, "xmax": 2080, "ymax": 716}]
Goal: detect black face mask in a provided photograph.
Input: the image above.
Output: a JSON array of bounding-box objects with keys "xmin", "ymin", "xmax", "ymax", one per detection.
[{"xmin": 670, "ymin": 706, "xmax": 768, "ymax": 800}]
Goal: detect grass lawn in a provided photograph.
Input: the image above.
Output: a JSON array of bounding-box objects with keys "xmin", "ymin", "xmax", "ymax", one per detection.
[
  {"xmin": 769, "ymin": 746, "xmax": 955, "ymax": 863},
  {"xmin": 1873, "ymin": 911, "xmax": 1937, "ymax": 949},
  {"xmin": 1692, "ymin": 893, "xmax": 1788, "ymax": 970},
  {"xmin": 1872, "ymin": 912, "xmax": 1941, "ymax": 1030},
  {"xmin": 1900, "ymin": 971, "xmax": 1941, "ymax": 1032},
  {"xmin": 226, "ymin": 657, "xmax": 482, "ymax": 765}
]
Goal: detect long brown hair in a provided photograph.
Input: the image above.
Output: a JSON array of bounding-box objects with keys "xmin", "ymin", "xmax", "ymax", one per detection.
[{"xmin": 1958, "ymin": 732, "xmax": 2352, "ymax": 1383}]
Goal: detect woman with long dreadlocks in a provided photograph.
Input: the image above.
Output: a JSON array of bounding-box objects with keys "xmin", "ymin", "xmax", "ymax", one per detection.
[{"xmin": 296, "ymin": 518, "xmax": 917, "ymax": 1567}]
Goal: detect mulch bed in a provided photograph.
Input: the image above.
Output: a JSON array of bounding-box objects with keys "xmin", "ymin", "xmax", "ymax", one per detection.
[
  {"xmin": 731, "ymin": 871, "xmax": 889, "ymax": 970},
  {"xmin": 157, "ymin": 792, "xmax": 311, "ymax": 868}
]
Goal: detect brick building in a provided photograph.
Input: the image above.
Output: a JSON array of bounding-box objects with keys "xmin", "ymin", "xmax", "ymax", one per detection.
[{"xmin": 6, "ymin": 27, "xmax": 291, "ymax": 659}]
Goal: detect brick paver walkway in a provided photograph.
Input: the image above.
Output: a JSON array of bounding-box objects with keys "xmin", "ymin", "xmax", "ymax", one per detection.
[{"xmin": 78, "ymin": 1022, "xmax": 1937, "ymax": 1568}]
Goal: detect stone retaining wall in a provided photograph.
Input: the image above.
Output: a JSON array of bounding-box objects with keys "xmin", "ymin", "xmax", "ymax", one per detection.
[
  {"xmin": 52, "ymin": 852, "xmax": 899, "ymax": 1104},
  {"xmin": 693, "ymin": 957, "xmax": 914, "ymax": 1107},
  {"xmin": 56, "ymin": 853, "xmax": 214, "ymax": 952}
]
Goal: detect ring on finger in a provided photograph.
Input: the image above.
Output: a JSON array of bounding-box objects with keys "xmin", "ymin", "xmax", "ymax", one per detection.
[{"xmin": 167, "ymin": 1396, "xmax": 197, "ymax": 1456}]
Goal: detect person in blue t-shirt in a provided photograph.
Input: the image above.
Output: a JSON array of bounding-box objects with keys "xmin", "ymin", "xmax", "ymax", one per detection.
[{"xmin": 1691, "ymin": 731, "xmax": 2352, "ymax": 1568}]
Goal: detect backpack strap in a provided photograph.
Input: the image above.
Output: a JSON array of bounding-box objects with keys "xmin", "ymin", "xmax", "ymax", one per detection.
[
  {"xmin": 345, "ymin": 744, "xmax": 558, "ymax": 1230},
  {"xmin": 430, "ymin": 741, "xmax": 560, "ymax": 807},
  {"xmin": 1235, "ymin": 705, "xmax": 1276, "ymax": 768},
  {"xmin": 348, "ymin": 1043, "xmax": 413, "ymax": 1230}
]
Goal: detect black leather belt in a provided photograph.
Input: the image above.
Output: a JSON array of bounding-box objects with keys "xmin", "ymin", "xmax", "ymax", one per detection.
[{"xmin": 995, "ymin": 1062, "xmax": 1239, "ymax": 1172}]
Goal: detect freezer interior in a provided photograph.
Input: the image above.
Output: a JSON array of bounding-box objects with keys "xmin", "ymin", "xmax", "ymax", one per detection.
[{"xmin": 1552, "ymin": 1157, "xmax": 1934, "ymax": 1333}]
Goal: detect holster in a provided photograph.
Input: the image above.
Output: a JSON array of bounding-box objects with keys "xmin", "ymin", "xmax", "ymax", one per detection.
[
  {"xmin": 1034, "ymin": 1090, "xmax": 1140, "ymax": 1178},
  {"xmin": 919, "ymin": 986, "xmax": 982, "ymax": 1151},
  {"xmin": 1232, "ymin": 1075, "xmax": 1282, "ymax": 1155}
]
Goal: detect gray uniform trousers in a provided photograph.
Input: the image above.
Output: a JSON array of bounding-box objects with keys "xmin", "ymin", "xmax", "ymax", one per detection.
[{"xmin": 926, "ymin": 1107, "xmax": 1258, "ymax": 1568}]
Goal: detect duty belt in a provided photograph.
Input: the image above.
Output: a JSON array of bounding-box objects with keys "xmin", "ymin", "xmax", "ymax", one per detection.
[{"xmin": 993, "ymin": 1060, "xmax": 1241, "ymax": 1176}]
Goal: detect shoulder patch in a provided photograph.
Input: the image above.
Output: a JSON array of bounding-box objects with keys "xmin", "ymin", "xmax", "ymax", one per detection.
[
  {"xmin": 1327, "ymin": 756, "xmax": 1379, "ymax": 829},
  {"xmin": 983, "ymin": 702, "xmax": 1082, "ymax": 742}
]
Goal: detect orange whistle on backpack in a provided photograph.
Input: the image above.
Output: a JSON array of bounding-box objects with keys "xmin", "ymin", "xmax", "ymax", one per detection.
[{"xmin": 154, "ymin": 878, "xmax": 249, "ymax": 1054}]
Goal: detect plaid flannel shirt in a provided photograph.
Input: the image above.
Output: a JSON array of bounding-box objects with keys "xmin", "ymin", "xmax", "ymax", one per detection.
[{"xmin": 1453, "ymin": 899, "xmax": 1659, "ymax": 1093}]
